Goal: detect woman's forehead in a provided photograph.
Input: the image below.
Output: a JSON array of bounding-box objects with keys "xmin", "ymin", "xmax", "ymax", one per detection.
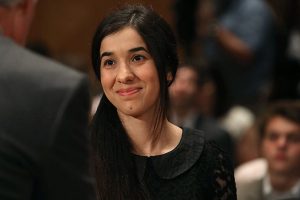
[{"xmin": 100, "ymin": 27, "xmax": 147, "ymax": 53}]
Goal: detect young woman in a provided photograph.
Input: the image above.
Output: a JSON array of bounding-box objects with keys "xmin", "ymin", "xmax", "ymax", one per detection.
[{"xmin": 91, "ymin": 4, "xmax": 237, "ymax": 200}]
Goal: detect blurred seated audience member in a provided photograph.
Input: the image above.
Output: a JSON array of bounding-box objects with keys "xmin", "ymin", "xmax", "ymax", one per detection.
[
  {"xmin": 169, "ymin": 63, "xmax": 234, "ymax": 158},
  {"xmin": 168, "ymin": 64, "xmax": 200, "ymax": 127},
  {"xmin": 237, "ymin": 101, "xmax": 300, "ymax": 200}
]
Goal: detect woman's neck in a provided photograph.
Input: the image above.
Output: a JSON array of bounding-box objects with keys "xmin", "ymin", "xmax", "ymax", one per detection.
[{"xmin": 118, "ymin": 112, "xmax": 182, "ymax": 156}]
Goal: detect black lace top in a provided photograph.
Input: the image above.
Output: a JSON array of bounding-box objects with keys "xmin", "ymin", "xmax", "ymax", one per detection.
[{"xmin": 133, "ymin": 128, "xmax": 237, "ymax": 200}]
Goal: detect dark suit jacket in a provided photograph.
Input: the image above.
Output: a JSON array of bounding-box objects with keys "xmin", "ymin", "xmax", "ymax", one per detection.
[{"xmin": 0, "ymin": 34, "xmax": 96, "ymax": 200}]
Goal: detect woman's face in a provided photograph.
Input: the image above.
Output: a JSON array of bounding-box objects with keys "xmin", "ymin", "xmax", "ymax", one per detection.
[{"xmin": 99, "ymin": 27, "xmax": 160, "ymax": 119}]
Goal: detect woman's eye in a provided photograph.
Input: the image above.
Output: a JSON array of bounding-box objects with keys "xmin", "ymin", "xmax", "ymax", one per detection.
[
  {"xmin": 103, "ymin": 59, "xmax": 115, "ymax": 67},
  {"xmin": 132, "ymin": 55, "xmax": 145, "ymax": 62}
]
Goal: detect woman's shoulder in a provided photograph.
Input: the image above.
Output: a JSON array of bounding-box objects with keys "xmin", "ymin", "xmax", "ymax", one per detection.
[
  {"xmin": 183, "ymin": 127, "xmax": 232, "ymax": 163},
  {"xmin": 178, "ymin": 127, "xmax": 234, "ymax": 176},
  {"xmin": 182, "ymin": 127, "xmax": 229, "ymax": 162},
  {"xmin": 182, "ymin": 128, "xmax": 237, "ymax": 199},
  {"xmin": 145, "ymin": 127, "xmax": 205, "ymax": 179}
]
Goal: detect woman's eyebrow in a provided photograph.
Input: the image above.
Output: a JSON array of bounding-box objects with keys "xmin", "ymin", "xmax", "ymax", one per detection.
[
  {"xmin": 100, "ymin": 52, "xmax": 113, "ymax": 61},
  {"xmin": 100, "ymin": 46, "xmax": 149, "ymax": 61},
  {"xmin": 129, "ymin": 47, "xmax": 149, "ymax": 53}
]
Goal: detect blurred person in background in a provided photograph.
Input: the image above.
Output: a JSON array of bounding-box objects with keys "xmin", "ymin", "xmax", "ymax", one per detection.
[
  {"xmin": 168, "ymin": 64, "xmax": 200, "ymax": 128},
  {"xmin": 237, "ymin": 101, "xmax": 300, "ymax": 200},
  {"xmin": 196, "ymin": 0, "xmax": 276, "ymax": 113},
  {"xmin": 235, "ymin": 0, "xmax": 300, "ymax": 161},
  {"xmin": 0, "ymin": 0, "xmax": 96, "ymax": 199},
  {"xmin": 169, "ymin": 63, "xmax": 234, "ymax": 159},
  {"xmin": 174, "ymin": 0, "xmax": 276, "ymax": 113}
]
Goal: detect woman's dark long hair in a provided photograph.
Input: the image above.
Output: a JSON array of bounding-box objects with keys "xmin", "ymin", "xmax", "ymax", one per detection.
[{"xmin": 90, "ymin": 5, "xmax": 178, "ymax": 199}]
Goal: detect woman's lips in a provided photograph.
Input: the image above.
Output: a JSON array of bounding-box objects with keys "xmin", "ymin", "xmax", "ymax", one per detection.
[{"xmin": 117, "ymin": 88, "xmax": 141, "ymax": 96}]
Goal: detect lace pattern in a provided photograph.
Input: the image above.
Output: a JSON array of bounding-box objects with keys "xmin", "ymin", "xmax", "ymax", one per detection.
[{"xmin": 134, "ymin": 129, "xmax": 237, "ymax": 200}]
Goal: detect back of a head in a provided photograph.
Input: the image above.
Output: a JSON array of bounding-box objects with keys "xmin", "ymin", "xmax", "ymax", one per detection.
[
  {"xmin": 0, "ymin": 0, "xmax": 22, "ymax": 7},
  {"xmin": 0, "ymin": 0, "xmax": 38, "ymax": 45}
]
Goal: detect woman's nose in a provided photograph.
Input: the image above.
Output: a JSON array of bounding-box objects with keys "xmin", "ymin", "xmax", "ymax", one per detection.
[{"xmin": 116, "ymin": 62, "xmax": 135, "ymax": 84}]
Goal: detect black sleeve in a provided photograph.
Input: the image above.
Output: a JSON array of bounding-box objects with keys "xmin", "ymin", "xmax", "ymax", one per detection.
[
  {"xmin": 41, "ymin": 77, "xmax": 96, "ymax": 200},
  {"xmin": 207, "ymin": 142, "xmax": 237, "ymax": 200}
]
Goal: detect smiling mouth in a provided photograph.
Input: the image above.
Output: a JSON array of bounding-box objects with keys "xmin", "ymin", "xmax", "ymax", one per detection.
[{"xmin": 117, "ymin": 88, "xmax": 141, "ymax": 96}]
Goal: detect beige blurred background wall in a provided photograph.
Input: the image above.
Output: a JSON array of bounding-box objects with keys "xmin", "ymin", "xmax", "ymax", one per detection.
[{"xmin": 28, "ymin": 0, "xmax": 174, "ymax": 71}]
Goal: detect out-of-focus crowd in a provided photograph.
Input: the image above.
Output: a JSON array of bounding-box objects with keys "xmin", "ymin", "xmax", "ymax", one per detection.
[{"xmin": 169, "ymin": 0, "xmax": 300, "ymax": 199}]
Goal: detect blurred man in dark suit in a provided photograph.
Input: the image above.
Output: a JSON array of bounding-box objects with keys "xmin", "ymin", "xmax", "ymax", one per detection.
[{"xmin": 0, "ymin": 0, "xmax": 96, "ymax": 199}]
